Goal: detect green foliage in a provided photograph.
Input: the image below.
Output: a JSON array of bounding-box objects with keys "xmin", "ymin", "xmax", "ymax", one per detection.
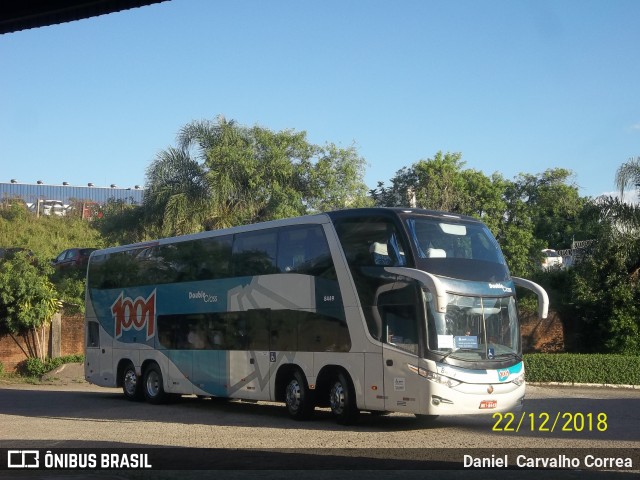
[
  {"xmin": 0, "ymin": 201, "xmax": 29, "ymax": 222},
  {"xmin": 411, "ymin": 152, "xmax": 468, "ymax": 212},
  {"xmin": 460, "ymin": 170, "xmax": 508, "ymax": 235},
  {"xmin": 528, "ymin": 196, "xmax": 640, "ymax": 354},
  {"xmin": 305, "ymin": 142, "xmax": 373, "ymax": 212},
  {"xmin": 0, "ymin": 251, "xmax": 60, "ymax": 334},
  {"xmin": 516, "ymin": 293, "xmax": 538, "ymax": 317},
  {"xmin": 93, "ymin": 198, "xmax": 148, "ymax": 245},
  {"xmin": 19, "ymin": 357, "xmax": 49, "ymax": 377},
  {"xmin": 371, "ymin": 151, "xmax": 470, "ymax": 211},
  {"xmin": 615, "ymin": 156, "xmax": 640, "ymax": 201},
  {"xmin": 17, "ymin": 354, "xmax": 84, "ymax": 377},
  {"xmin": 0, "ymin": 209, "xmax": 99, "ymax": 318},
  {"xmin": 141, "ymin": 116, "xmax": 372, "ymax": 236},
  {"xmin": 50, "ymin": 268, "xmax": 86, "ymax": 315},
  {"xmin": 0, "ymin": 207, "xmax": 103, "ymax": 261},
  {"xmin": 524, "ymin": 354, "xmax": 640, "ymax": 385},
  {"xmin": 511, "ymin": 169, "xmax": 586, "ymax": 250},
  {"xmin": 0, "ymin": 361, "xmax": 4, "ymax": 376},
  {"xmin": 568, "ymin": 217, "xmax": 640, "ymax": 354},
  {"xmin": 372, "ymin": 153, "xmax": 579, "ymax": 277}
]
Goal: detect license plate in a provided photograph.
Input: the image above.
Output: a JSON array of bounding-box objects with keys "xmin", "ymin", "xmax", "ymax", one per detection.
[{"xmin": 479, "ymin": 400, "xmax": 497, "ymax": 409}]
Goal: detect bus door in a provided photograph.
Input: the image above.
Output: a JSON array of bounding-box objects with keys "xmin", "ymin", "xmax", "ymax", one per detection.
[
  {"xmin": 228, "ymin": 309, "xmax": 272, "ymax": 400},
  {"xmin": 85, "ymin": 320, "xmax": 114, "ymax": 385},
  {"xmin": 229, "ymin": 350, "xmax": 271, "ymax": 400},
  {"xmin": 381, "ymin": 303, "xmax": 421, "ymax": 413}
]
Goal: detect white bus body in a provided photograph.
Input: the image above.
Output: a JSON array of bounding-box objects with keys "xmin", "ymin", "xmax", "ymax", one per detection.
[{"xmin": 85, "ymin": 208, "xmax": 547, "ymax": 424}]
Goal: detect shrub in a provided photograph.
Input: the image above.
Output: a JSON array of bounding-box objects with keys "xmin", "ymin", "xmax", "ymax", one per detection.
[
  {"xmin": 60, "ymin": 354, "xmax": 84, "ymax": 364},
  {"xmin": 524, "ymin": 353, "xmax": 640, "ymax": 385},
  {"xmin": 17, "ymin": 354, "xmax": 85, "ymax": 378},
  {"xmin": 19, "ymin": 357, "xmax": 48, "ymax": 377}
]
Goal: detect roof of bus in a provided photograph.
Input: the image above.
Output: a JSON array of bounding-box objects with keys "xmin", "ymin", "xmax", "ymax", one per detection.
[{"xmin": 326, "ymin": 207, "xmax": 481, "ymax": 223}]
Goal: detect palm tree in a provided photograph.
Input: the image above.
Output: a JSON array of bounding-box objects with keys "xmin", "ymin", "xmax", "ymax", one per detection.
[
  {"xmin": 143, "ymin": 116, "xmax": 372, "ymax": 235},
  {"xmin": 595, "ymin": 195, "xmax": 640, "ymax": 234},
  {"xmin": 615, "ymin": 156, "xmax": 640, "ymax": 201},
  {"xmin": 143, "ymin": 147, "xmax": 210, "ymax": 236},
  {"xmin": 179, "ymin": 116, "xmax": 261, "ymax": 228}
]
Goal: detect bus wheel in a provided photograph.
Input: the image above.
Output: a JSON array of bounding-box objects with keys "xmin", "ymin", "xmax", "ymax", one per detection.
[
  {"xmin": 143, "ymin": 364, "xmax": 168, "ymax": 404},
  {"xmin": 121, "ymin": 363, "xmax": 143, "ymax": 401},
  {"xmin": 284, "ymin": 370, "xmax": 314, "ymax": 420},
  {"xmin": 329, "ymin": 372, "xmax": 359, "ymax": 425}
]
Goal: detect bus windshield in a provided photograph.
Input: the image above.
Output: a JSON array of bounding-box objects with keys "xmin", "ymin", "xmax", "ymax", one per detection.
[
  {"xmin": 404, "ymin": 216, "xmax": 510, "ymax": 282},
  {"xmin": 426, "ymin": 291, "xmax": 521, "ymax": 361}
]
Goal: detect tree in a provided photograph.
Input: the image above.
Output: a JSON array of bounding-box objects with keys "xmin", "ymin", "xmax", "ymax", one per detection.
[
  {"xmin": 0, "ymin": 252, "xmax": 61, "ymax": 360},
  {"xmin": 371, "ymin": 151, "xmax": 481, "ymax": 212},
  {"xmin": 143, "ymin": 116, "xmax": 371, "ymax": 236},
  {"xmin": 372, "ymin": 155, "xmax": 591, "ymax": 277},
  {"xmin": 143, "ymin": 147, "xmax": 211, "ymax": 236},
  {"xmin": 567, "ymin": 196, "xmax": 640, "ymax": 354},
  {"xmin": 94, "ymin": 198, "xmax": 148, "ymax": 245},
  {"xmin": 370, "ymin": 166, "xmax": 417, "ymax": 207},
  {"xmin": 615, "ymin": 156, "xmax": 640, "ymax": 201},
  {"xmin": 512, "ymin": 169, "xmax": 586, "ymax": 250},
  {"xmin": 371, "ymin": 152, "xmax": 506, "ymax": 218},
  {"xmin": 201, "ymin": 120, "xmax": 314, "ymax": 226},
  {"xmin": 305, "ymin": 142, "xmax": 372, "ymax": 212},
  {"xmin": 499, "ymin": 179, "xmax": 543, "ymax": 277},
  {"xmin": 371, "ymin": 152, "xmax": 536, "ymax": 272},
  {"xmin": 459, "ymin": 170, "xmax": 508, "ymax": 235},
  {"xmin": 410, "ymin": 152, "xmax": 468, "ymax": 212}
]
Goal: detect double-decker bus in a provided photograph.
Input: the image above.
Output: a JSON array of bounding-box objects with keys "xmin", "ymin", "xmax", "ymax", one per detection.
[{"xmin": 85, "ymin": 207, "xmax": 548, "ymax": 424}]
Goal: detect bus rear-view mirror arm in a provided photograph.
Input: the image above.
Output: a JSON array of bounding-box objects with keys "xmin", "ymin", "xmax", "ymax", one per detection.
[
  {"xmin": 512, "ymin": 277, "xmax": 549, "ymax": 320},
  {"xmin": 384, "ymin": 267, "xmax": 448, "ymax": 313}
]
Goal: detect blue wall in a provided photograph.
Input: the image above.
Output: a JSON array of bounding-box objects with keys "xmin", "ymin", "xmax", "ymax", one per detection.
[{"xmin": 0, "ymin": 182, "xmax": 144, "ymax": 206}]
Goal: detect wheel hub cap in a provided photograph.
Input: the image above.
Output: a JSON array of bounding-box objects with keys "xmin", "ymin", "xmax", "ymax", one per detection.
[{"xmin": 286, "ymin": 381, "xmax": 301, "ymax": 412}]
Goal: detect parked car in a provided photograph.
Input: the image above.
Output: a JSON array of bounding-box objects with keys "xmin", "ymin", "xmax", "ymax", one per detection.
[
  {"xmin": 42, "ymin": 200, "xmax": 65, "ymax": 216},
  {"xmin": 52, "ymin": 248, "xmax": 97, "ymax": 269},
  {"xmin": 541, "ymin": 248, "xmax": 563, "ymax": 270}
]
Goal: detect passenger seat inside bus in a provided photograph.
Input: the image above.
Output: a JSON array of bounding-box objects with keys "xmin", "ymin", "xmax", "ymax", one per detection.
[
  {"xmin": 370, "ymin": 241, "xmax": 393, "ymax": 266},
  {"xmin": 426, "ymin": 248, "xmax": 446, "ymax": 258}
]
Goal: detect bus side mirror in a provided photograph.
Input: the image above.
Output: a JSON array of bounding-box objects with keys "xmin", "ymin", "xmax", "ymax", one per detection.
[
  {"xmin": 512, "ymin": 277, "xmax": 549, "ymax": 319},
  {"xmin": 384, "ymin": 267, "xmax": 447, "ymax": 313}
]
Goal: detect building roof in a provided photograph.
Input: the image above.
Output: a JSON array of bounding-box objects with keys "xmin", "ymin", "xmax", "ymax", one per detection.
[
  {"xmin": 0, "ymin": 0, "xmax": 168, "ymax": 35},
  {"xmin": 0, "ymin": 181, "xmax": 143, "ymax": 206}
]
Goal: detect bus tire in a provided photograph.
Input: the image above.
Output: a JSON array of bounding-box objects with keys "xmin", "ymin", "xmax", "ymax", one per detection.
[
  {"xmin": 143, "ymin": 363, "xmax": 168, "ymax": 404},
  {"xmin": 329, "ymin": 372, "xmax": 359, "ymax": 425},
  {"xmin": 121, "ymin": 363, "xmax": 143, "ymax": 401},
  {"xmin": 284, "ymin": 370, "xmax": 315, "ymax": 420}
]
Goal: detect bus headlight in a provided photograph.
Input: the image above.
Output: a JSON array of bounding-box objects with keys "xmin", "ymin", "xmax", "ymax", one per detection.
[
  {"xmin": 512, "ymin": 373, "xmax": 525, "ymax": 386},
  {"xmin": 425, "ymin": 371, "xmax": 461, "ymax": 388}
]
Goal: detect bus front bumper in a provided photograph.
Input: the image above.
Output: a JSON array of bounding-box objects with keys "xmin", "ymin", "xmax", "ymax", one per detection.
[{"xmin": 421, "ymin": 380, "xmax": 525, "ymax": 415}]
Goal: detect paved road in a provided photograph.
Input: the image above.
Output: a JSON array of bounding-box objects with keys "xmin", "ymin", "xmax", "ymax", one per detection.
[{"xmin": 0, "ymin": 382, "xmax": 638, "ymax": 479}]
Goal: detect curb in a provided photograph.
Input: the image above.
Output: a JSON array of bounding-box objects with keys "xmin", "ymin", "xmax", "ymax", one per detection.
[{"xmin": 528, "ymin": 382, "xmax": 640, "ymax": 390}]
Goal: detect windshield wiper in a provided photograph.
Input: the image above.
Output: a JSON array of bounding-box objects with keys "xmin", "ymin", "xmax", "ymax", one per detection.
[
  {"xmin": 494, "ymin": 352, "xmax": 523, "ymax": 362},
  {"xmin": 439, "ymin": 348, "xmax": 477, "ymax": 364}
]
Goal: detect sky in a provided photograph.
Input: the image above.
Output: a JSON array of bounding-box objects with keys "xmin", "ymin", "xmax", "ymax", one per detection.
[{"xmin": 1, "ymin": 0, "xmax": 639, "ymax": 201}]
